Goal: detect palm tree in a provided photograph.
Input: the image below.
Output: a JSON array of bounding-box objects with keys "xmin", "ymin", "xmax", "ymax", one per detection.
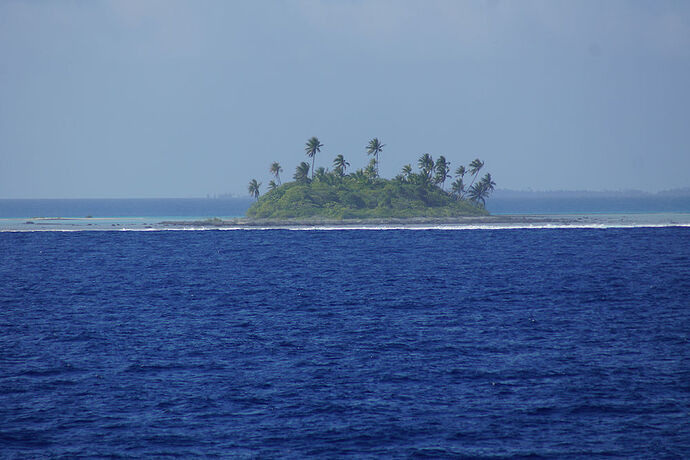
[
  {"xmin": 451, "ymin": 178, "xmax": 465, "ymax": 198},
  {"xmin": 467, "ymin": 158, "xmax": 484, "ymax": 191},
  {"xmin": 434, "ymin": 155, "xmax": 451, "ymax": 189},
  {"xmin": 294, "ymin": 161, "xmax": 311, "ymax": 184},
  {"xmin": 468, "ymin": 158, "xmax": 484, "ymax": 176},
  {"xmin": 453, "ymin": 165, "xmax": 467, "ymax": 198},
  {"xmin": 366, "ymin": 138, "xmax": 385, "ymax": 176},
  {"xmin": 480, "ymin": 173, "xmax": 496, "ymax": 194},
  {"xmin": 270, "ymin": 162, "xmax": 283, "ymax": 185},
  {"xmin": 305, "ymin": 136, "xmax": 323, "ymax": 179},
  {"xmin": 401, "ymin": 164, "xmax": 412, "ymax": 182},
  {"xmin": 418, "ymin": 154, "xmax": 434, "ymax": 182},
  {"xmin": 364, "ymin": 158, "xmax": 377, "ymax": 180},
  {"xmin": 351, "ymin": 169, "xmax": 368, "ymax": 184},
  {"xmin": 314, "ymin": 166, "xmax": 328, "ymax": 181},
  {"xmin": 333, "ymin": 154, "xmax": 350, "ymax": 176},
  {"xmin": 468, "ymin": 181, "xmax": 490, "ymax": 207},
  {"xmin": 268, "ymin": 180, "xmax": 278, "ymax": 191},
  {"xmin": 247, "ymin": 179, "xmax": 261, "ymax": 200}
]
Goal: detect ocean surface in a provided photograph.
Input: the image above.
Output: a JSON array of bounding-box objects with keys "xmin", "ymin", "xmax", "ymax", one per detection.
[
  {"xmin": 486, "ymin": 192, "xmax": 690, "ymax": 215},
  {"xmin": 1, "ymin": 225, "xmax": 689, "ymax": 458},
  {"xmin": 3, "ymin": 194, "xmax": 690, "ymax": 220},
  {"xmin": 2, "ymin": 197, "xmax": 690, "ymax": 232}
]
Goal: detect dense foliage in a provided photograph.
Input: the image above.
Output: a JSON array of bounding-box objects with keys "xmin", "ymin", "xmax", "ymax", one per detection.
[
  {"xmin": 247, "ymin": 174, "xmax": 486, "ymax": 219},
  {"xmin": 247, "ymin": 137, "xmax": 495, "ymax": 219}
]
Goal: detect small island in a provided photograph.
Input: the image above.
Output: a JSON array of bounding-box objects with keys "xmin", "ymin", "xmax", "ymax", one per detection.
[{"xmin": 247, "ymin": 137, "xmax": 496, "ymax": 219}]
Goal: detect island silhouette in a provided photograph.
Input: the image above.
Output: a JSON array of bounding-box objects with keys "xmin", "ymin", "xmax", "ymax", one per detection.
[{"xmin": 247, "ymin": 137, "xmax": 495, "ymax": 219}]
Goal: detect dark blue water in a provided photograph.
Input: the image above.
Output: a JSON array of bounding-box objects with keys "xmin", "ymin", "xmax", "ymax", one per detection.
[{"xmin": 1, "ymin": 228, "xmax": 689, "ymax": 458}]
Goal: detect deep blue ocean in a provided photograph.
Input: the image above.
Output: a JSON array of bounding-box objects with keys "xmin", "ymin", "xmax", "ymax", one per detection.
[{"xmin": 1, "ymin": 227, "xmax": 689, "ymax": 458}]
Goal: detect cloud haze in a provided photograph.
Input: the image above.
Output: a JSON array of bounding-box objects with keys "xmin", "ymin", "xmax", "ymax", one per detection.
[{"xmin": 1, "ymin": 0, "xmax": 689, "ymax": 198}]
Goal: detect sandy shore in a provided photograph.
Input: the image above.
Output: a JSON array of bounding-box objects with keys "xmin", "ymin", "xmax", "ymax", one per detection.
[
  {"xmin": 2, "ymin": 213, "xmax": 688, "ymax": 231},
  {"xmin": 159, "ymin": 215, "xmax": 552, "ymax": 228},
  {"xmin": 159, "ymin": 213, "xmax": 690, "ymax": 229}
]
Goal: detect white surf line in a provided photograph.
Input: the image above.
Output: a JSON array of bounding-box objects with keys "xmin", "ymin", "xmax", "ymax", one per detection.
[
  {"xmin": 2, "ymin": 223, "xmax": 689, "ymax": 233},
  {"xmin": 117, "ymin": 223, "xmax": 690, "ymax": 231},
  {"xmin": 269, "ymin": 223, "xmax": 690, "ymax": 231}
]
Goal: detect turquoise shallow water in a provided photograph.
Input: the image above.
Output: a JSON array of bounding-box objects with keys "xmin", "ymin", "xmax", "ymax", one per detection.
[
  {"xmin": 0, "ymin": 198, "xmax": 251, "ymax": 219},
  {"xmin": 2, "ymin": 212, "xmax": 690, "ymax": 232},
  {"xmin": 2, "ymin": 198, "xmax": 690, "ymax": 231}
]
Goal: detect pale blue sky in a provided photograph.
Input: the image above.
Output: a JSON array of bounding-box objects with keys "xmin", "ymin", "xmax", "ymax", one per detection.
[{"xmin": 1, "ymin": 0, "xmax": 689, "ymax": 198}]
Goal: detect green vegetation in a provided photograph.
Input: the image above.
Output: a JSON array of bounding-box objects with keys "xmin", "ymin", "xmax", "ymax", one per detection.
[
  {"xmin": 366, "ymin": 137, "xmax": 385, "ymax": 176},
  {"xmin": 203, "ymin": 217, "xmax": 224, "ymax": 224},
  {"xmin": 304, "ymin": 137, "xmax": 323, "ymax": 180},
  {"xmin": 247, "ymin": 137, "xmax": 496, "ymax": 219},
  {"xmin": 247, "ymin": 179, "xmax": 261, "ymax": 200},
  {"xmin": 333, "ymin": 154, "xmax": 349, "ymax": 176},
  {"xmin": 270, "ymin": 162, "xmax": 283, "ymax": 185}
]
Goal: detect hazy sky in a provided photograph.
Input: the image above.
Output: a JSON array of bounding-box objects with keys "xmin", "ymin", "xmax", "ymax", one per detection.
[{"xmin": 1, "ymin": 0, "xmax": 689, "ymax": 198}]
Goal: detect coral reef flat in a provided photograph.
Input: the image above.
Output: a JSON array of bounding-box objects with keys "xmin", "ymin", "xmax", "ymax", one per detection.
[{"xmin": 159, "ymin": 213, "xmax": 690, "ymax": 230}]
